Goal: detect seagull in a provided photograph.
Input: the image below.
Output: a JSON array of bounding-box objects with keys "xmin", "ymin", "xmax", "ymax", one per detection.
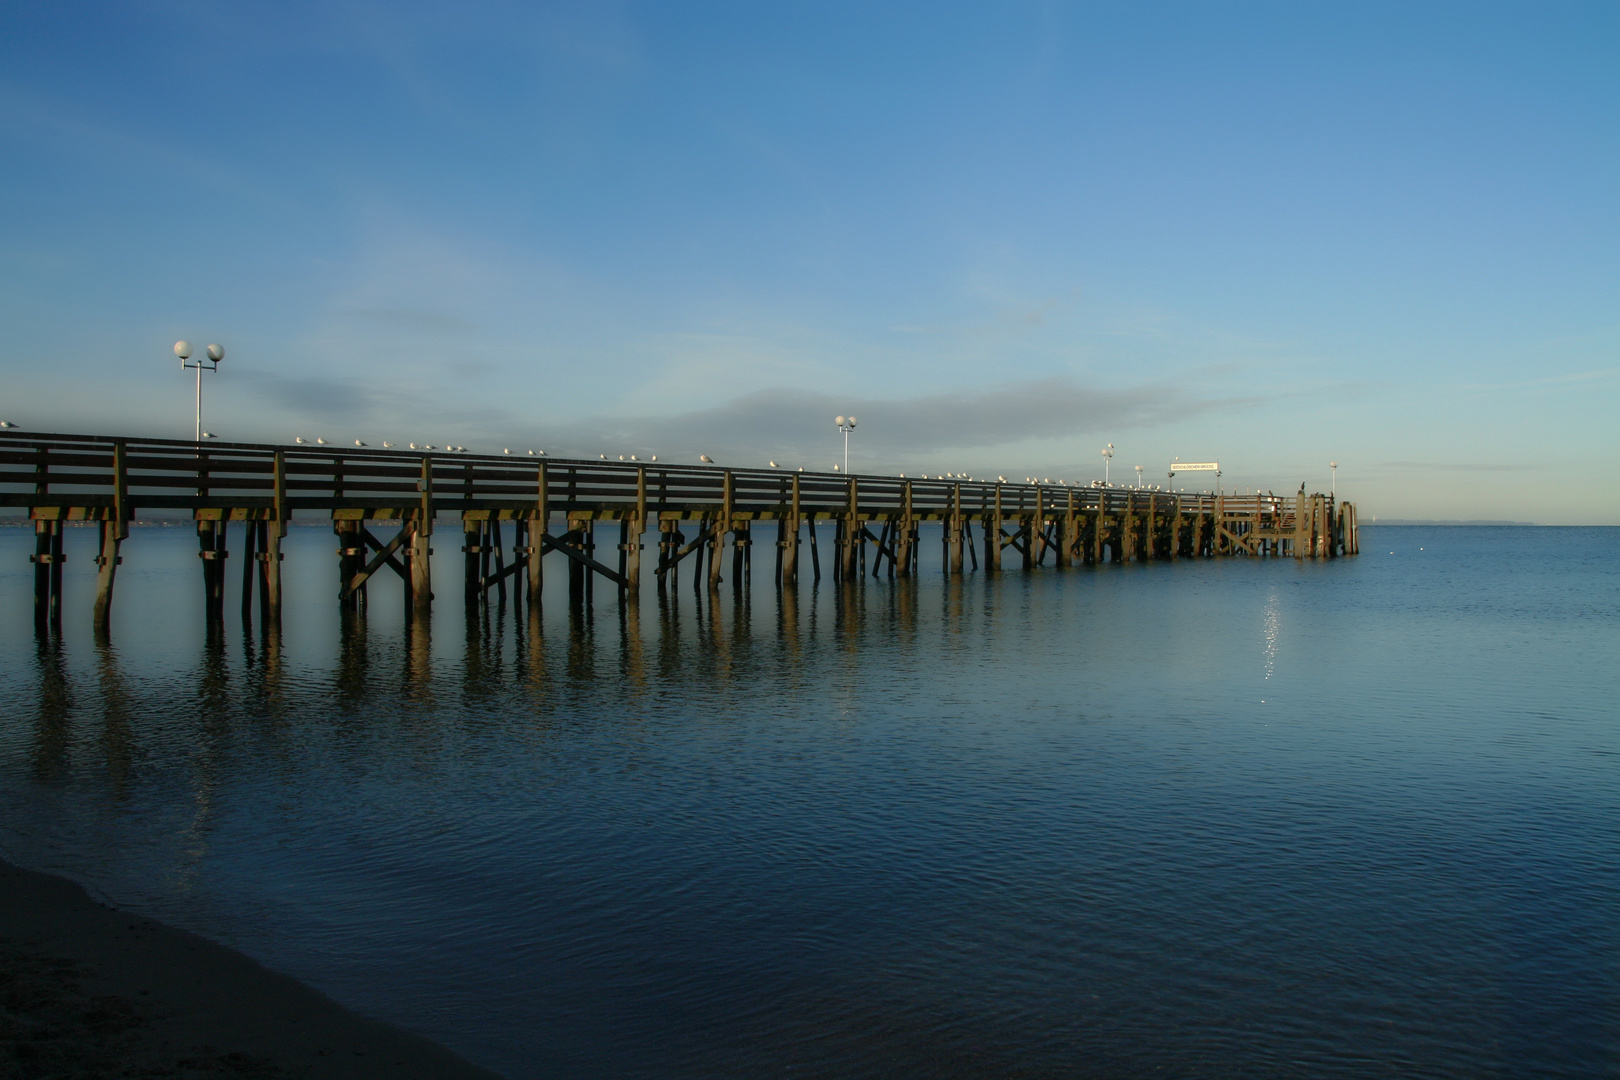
[
  {"xmin": 409, "ymin": 442, "xmax": 419, "ymax": 450},
  {"xmin": 619, "ymin": 455, "xmax": 626, "ymax": 461},
  {"xmin": 0, "ymin": 421, "xmax": 16, "ymax": 429},
  {"xmin": 382, "ymin": 442, "xmax": 395, "ymax": 449},
  {"xmin": 354, "ymin": 439, "xmax": 367, "ymax": 447},
  {"xmin": 770, "ymin": 461, "xmax": 778, "ymax": 468},
  {"xmin": 796, "ymin": 466, "xmax": 803, "ymax": 472},
  {"xmin": 630, "ymin": 454, "xmax": 638, "ymax": 461},
  {"xmin": 503, "ymin": 449, "xmax": 511, "ymax": 455},
  {"xmin": 295, "ymin": 437, "xmax": 309, "ymax": 445},
  {"xmin": 600, "ymin": 454, "xmax": 608, "ymax": 460},
  {"xmin": 316, "ymin": 437, "xmax": 328, "ymax": 446},
  {"xmin": 649, "ymin": 454, "xmax": 656, "ymax": 462},
  {"xmin": 201, "ymin": 431, "xmax": 217, "ymax": 439},
  {"xmin": 833, "ymin": 464, "xmax": 840, "ymax": 471},
  {"xmin": 699, "ymin": 454, "xmax": 714, "ymax": 463},
  {"xmin": 998, "ymin": 476, "xmax": 1006, "ymax": 482}
]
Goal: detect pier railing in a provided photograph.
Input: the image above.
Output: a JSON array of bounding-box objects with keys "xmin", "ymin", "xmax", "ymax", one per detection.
[{"xmin": 2, "ymin": 429, "xmax": 1213, "ymax": 519}]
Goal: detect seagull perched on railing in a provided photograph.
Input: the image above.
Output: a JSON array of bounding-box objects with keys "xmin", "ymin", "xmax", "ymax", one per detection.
[
  {"xmin": 316, "ymin": 437, "xmax": 329, "ymax": 446},
  {"xmin": 699, "ymin": 455, "xmax": 713, "ymax": 463},
  {"xmin": 649, "ymin": 455, "xmax": 656, "ymax": 462},
  {"xmin": 503, "ymin": 448, "xmax": 511, "ymax": 455},
  {"xmin": 0, "ymin": 421, "xmax": 17, "ymax": 429},
  {"xmin": 382, "ymin": 442, "xmax": 395, "ymax": 448},
  {"xmin": 769, "ymin": 461, "xmax": 778, "ymax": 468},
  {"xmin": 201, "ymin": 431, "xmax": 217, "ymax": 439},
  {"xmin": 354, "ymin": 439, "xmax": 367, "ymax": 447},
  {"xmin": 295, "ymin": 437, "xmax": 309, "ymax": 444}
]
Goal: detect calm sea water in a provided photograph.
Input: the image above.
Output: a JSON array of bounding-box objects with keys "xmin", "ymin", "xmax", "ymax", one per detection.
[{"xmin": 1, "ymin": 523, "xmax": 1616, "ymax": 1079}]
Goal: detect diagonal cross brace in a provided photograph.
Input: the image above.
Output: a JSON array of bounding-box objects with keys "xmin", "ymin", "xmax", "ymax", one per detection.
[
  {"xmin": 859, "ymin": 525, "xmax": 899, "ymax": 572},
  {"xmin": 654, "ymin": 523, "xmax": 714, "ymax": 579},
  {"xmin": 342, "ymin": 526, "xmax": 410, "ymax": 598},
  {"xmin": 542, "ymin": 532, "xmax": 629, "ymax": 587}
]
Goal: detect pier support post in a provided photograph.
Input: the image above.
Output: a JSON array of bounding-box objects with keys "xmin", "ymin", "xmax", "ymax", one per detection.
[
  {"xmin": 1293, "ymin": 491, "xmax": 1307, "ymax": 559},
  {"xmin": 32, "ymin": 518, "xmax": 64, "ymax": 632},
  {"xmin": 1028, "ymin": 488, "xmax": 1043, "ymax": 569},
  {"xmin": 339, "ymin": 518, "xmax": 367, "ymax": 611},
  {"xmin": 93, "ymin": 519, "xmax": 123, "ymax": 636},
  {"xmin": 986, "ymin": 487, "xmax": 1002, "ymax": 573},
  {"xmin": 948, "ymin": 484, "xmax": 964, "ymax": 575},
  {"xmin": 463, "ymin": 517, "xmax": 483, "ymax": 605},
  {"xmin": 197, "ymin": 518, "xmax": 226, "ymax": 625},
  {"xmin": 409, "ymin": 455, "xmax": 434, "ymax": 618},
  {"xmin": 841, "ymin": 479, "xmax": 860, "ymax": 583},
  {"xmin": 529, "ymin": 463, "xmax": 547, "ymax": 605},
  {"xmin": 627, "ymin": 468, "xmax": 646, "ymax": 600},
  {"xmin": 624, "ymin": 517, "xmax": 642, "ymax": 597},
  {"xmin": 898, "ymin": 482, "xmax": 914, "ymax": 578},
  {"xmin": 1058, "ymin": 492, "xmax": 1074, "ymax": 568},
  {"xmin": 781, "ymin": 475, "xmax": 801, "ymax": 586}
]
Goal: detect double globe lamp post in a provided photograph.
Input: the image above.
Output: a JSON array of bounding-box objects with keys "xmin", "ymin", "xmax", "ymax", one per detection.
[
  {"xmin": 174, "ymin": 340, "xmax": 224, "ymax": 443},
  {"xmin": 835, "ymin": 414, "xmax": 857, "ymax": 473}
]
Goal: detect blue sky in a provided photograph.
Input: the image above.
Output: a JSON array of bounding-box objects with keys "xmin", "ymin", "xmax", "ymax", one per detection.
[{"xmin": 2, "ymin": 2, "xmax": 1616, "ymax": 521}]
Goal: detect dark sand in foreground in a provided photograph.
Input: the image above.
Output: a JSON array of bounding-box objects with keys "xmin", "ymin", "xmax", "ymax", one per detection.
[{"xmin": 1, "ymin": 858, "xmax": 504, "ymax": 1078}]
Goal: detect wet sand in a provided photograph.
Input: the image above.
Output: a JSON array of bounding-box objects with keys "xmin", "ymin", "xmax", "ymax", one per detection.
[{"xmin": 1, "ymin": 858, "xmax": 504, "ymax": 1078}]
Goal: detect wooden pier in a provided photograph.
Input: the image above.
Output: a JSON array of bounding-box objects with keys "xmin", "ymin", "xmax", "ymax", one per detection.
[{"xmin": 2, "ymin": 430, "xmax": 1357, "ymax": 634}]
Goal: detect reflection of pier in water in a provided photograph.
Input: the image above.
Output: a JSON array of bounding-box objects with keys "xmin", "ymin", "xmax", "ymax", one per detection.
[
  {"xmin": 5, "ymin": 429, "xmax": 1358, "ymax": 637},
  {"xmin": 12, "ymin": 574, "xmax": 983, "ymax": 869}
]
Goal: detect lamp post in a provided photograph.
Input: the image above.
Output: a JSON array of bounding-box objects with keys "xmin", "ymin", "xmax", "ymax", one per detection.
[
  {"xmin": 1101, "ymin": 443, "xmax": 1114, "ymax": 485},
  {"xmin": 835, "ymin": 414, "xmax": 857, "ymax": 474},
  {"xmin": 1330, "ymin": 461, "xmax": 1338, "ymax": 498},
  {"xmin": 175, "ymin": 341, "xmax": 224, "ymax": 442},
  {"xmin": 1134, "ymin": 464, "xmax": 1143, "ymax": 489}
]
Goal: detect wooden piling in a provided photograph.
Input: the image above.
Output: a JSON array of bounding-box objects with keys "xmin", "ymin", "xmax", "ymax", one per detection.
[
  {"xmin": 987, "ymin": 486, "xmax": 1002, "ymax": 573},
  {"xmin": 410, "ymin": 456, "xmax": 434, "ymax": 617}
]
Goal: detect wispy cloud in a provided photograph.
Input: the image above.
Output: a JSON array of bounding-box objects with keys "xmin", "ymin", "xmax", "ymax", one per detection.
[{"xmin": 532, "ymin": 376, "xmax": 1265, "ymax": 463}]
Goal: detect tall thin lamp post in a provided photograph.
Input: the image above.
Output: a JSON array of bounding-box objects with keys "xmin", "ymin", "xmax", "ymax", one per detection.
[
  {"xmin": 1134, "ymin": 465, "xmax": 1143, "ymax": 489},
  {"xmin": 1101, "ymin": 443, "xmax": 1114, "ymax": 486},
  {"xmin": 1330, "ymin": 461, "xmax": 1338, "ymax": 498},
  {"xmin": 175, "ymin": 341, "xmax": 225, "ymax": 442},
  {"xmin": 835, "ymin": 415, "xmax": 857, "ymax": 474}
]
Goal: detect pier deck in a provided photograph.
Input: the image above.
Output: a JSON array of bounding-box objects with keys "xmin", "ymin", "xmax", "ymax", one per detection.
[{"xmin": 2, "ymin": 430, "xmax": 1357, "ymax": 635}]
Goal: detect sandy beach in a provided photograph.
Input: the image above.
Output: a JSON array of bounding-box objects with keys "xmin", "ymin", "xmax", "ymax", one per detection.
[{"xmin": 0, "ymin": 858, "xmax": 504, "ymax": 1079}]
